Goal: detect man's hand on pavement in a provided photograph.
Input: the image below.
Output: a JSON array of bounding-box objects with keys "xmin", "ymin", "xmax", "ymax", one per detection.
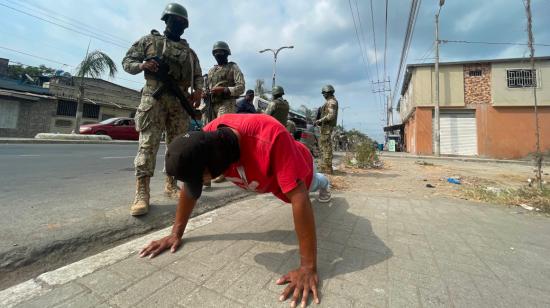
[
  {"xmin": 139, "ymin": 59, "xmax": 159, "ymax": 73},
  {"xmin": 277, "ymin": 267, "xmax": 320, "ymax": 307},
  {"xmin": 139, "ymin": 234, "xmax": 182, "ymax": 258}
]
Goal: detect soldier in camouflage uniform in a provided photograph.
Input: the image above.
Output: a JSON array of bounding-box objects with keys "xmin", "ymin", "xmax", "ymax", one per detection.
[
  {"xmin": 204, "ymin": 41, "xmax": 244, "ymax": 184},
  {"xmin": 265, "ymin": 85, "xmax": 290, "ymax": 127},
  {"xmin": 122, "ymin": 3, "xmax": 203, "ymax": 216},
  {"xmin": 205, "ymin": 41, "xmax": 245, "ymax": 119},
  {"xmin": 315, "ymin": 85, "xmax": 338, "ymax": 174}
]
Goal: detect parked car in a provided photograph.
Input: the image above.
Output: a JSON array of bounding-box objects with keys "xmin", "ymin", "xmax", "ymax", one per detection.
[{"xmin": 79, "ymin": 117, "xmax": 139, "ymax": 140}]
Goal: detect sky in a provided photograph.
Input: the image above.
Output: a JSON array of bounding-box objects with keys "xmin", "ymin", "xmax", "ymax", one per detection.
[{"xmin": 1, "ymin": 0, "xmax": 549, "ymax": 142}]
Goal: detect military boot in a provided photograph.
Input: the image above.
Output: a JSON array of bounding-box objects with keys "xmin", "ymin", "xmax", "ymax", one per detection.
[
  {"xmin": 164, "ymin": 176, "xmax": 180, "ymax": 198},
  {"xmin": 131, "ymin": 177, "xmax": 150, "ymax": 216}
]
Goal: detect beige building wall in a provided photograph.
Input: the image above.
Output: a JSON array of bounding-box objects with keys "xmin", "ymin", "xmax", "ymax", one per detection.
[
  {"xmin": 413, "ymin": 65, "xmax": 465, "ymax": 107},
  {"xmin": 491, "ymin": 60, "xmax": 550, "ymax": 106}
]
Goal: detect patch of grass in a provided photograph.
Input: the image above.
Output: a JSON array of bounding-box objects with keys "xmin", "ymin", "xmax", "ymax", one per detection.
[{"xmin": 463, "ymin": 185, "xmax": 550, "ymax": 213}]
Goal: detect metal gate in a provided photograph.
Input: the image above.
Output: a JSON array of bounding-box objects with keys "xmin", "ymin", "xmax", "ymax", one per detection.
[{"xmin": 434, "ymin": 111, "xmax": 477, "ymax": 156}]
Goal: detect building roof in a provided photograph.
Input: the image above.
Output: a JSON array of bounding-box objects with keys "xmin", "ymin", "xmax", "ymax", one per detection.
[{"xmin": 0, "ymin": 76, "xmax": 51, "ymax": 95}]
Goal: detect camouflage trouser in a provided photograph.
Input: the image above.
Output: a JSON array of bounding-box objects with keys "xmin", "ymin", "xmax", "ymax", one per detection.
[
  {"xmin": 134, "ymin": 85, "xmax": 189, "ymax": 178},
  {"xmin": 319, "ymin": 126, "xmax": 334, "ymax": 173}
]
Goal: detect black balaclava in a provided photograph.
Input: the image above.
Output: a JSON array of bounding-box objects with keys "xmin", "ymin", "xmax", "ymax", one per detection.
[
  {"xmin": 165, "ymin": 15, "xmax": 185, "ymax": 41},
  {"xmin": 213, "ymin": 51, "xmax": 229, "ymax": 65},
  {"xmin": 322, "ymin": 92, "xmax": 333, "ymax": 99},
  {"xmin": 204, "ymin": 127, "xmax": 240, "ymax": 178}
]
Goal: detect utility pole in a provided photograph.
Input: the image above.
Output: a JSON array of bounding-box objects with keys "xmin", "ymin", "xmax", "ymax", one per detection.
[
  {"xmin": 258, "ymin": 46, "xmax": 294, "ymax": 89},
  {"xmin": 434, "ymin": 0, "xmax": 445, "ymax": 156},
  {"xmin": 525, "ymin": 0, "xmax": 543, "ymax": 189}
]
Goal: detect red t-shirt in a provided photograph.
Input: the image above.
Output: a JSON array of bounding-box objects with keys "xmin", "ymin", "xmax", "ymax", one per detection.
[{"xmin": 204, "ymin": 114, "xmax": 313, "ymax": 203}]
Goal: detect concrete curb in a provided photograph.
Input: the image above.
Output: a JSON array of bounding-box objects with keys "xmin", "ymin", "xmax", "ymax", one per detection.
[
  {"xmin": 35, "ymin": 133, "xmax": 113, "ymax": 141},
  {"xmin": 0, "ymin": 201, "xmax": 231, "ymax": 308},
  {"xmin": 380, "ymin": 152, "xmax": 550, "ymax": 166}
]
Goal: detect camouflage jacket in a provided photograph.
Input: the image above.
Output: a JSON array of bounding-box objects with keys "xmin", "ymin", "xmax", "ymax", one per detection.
[
  {"xmin": 265, "ymin": 97, "xmax": 289, "ymax": 126},
  {"xmin": 319, "ymin": 96, "xmax": 338, "ymax": 127},
  {"xmin": 122, "ymin": 30, "xmax": 203, "ymax": 92},
  {"xmin": 206, "ymin": 62, "xmax": 245, "ymax": 102}
]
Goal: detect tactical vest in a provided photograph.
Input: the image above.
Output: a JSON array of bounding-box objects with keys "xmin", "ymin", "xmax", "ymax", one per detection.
[
  {"xmin": 208, "ymin": 63, "xmax": 237, "ymax": 101},
  {"xmin": 269, "ymin": 98, "xmax": 290, "ymax": 126},
  {"xmin": 321, "ymin": 97, "xmax": 338, "ymax": 127},
  {"xmin": 144, "ymin": 30, "xmax": 195, "ymax": 87}
]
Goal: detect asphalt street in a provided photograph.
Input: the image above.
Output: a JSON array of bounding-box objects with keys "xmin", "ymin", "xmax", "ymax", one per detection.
[{"xmin": 0, "ymin": 143, "xmax": 250, "ymax": 289}]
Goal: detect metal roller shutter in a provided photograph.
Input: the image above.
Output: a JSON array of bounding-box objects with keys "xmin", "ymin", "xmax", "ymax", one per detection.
[{"xmin": 434, "ymin": 111, "xmax": 477, "ymax": 156}]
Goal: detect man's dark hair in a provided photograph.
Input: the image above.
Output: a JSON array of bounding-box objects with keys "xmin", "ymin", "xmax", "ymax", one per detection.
[{"xmin": 245, "ymin": 89, "xmax": 254, "ymax": 96}]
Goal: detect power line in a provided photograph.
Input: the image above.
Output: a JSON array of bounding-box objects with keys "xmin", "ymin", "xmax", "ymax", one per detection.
[
  {"xmin": 391, "ymin": 0, "xmax": 421, "ymax": 106},
  {"xmin": 368, "ymin": 0, "xmax": 380, "ymax": 81},
  {"xmin": 0, "ymin": 45, "xmax": 71, "ymax": 66},
  {"xmin": 12, "ymin": 0, "xmax": 131, "ymax": 44},
  {"xmin": 347, "ymin": 0, "xmax": 371, "ymax": 80},
  {"xmin": 0, "ymin": 45, "xmax": 143, "ymax": 85},
  {"xmin": 0, "ymin": 2, "xmax": 128, "ymax": 49},
  {"xmin": 441, "ymin": 39, "xmax": 550, "ymax": 47}
]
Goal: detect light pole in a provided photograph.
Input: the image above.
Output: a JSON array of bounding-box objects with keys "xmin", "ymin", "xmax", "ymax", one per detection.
[
  {"xmin": 434, "ymin": 0, "xmax": 445, "ymax": 156},
  {"xmin": 341, "ymin": 106, "xmax": 350, "ymax": 130},
  {"xmin": 259, "ymin": 46, "xmax": 294, "ymax": 89}
]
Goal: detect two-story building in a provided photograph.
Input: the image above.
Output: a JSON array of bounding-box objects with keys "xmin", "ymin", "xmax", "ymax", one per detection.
[{"xmin": 397, "ymin": 56, "xmax": 550, "ymax": 159}]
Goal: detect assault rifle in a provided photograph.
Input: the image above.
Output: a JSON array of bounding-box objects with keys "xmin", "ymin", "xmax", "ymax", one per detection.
[
  {"xmin": 144, "ymin": 56, "xmax": 200, "ymax": 128},
  {"xmin": 202, "ymin": 74, "xmax": 214, "ymax": 123}
]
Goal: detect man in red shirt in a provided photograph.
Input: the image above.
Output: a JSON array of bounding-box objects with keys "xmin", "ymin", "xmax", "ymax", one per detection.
[{"xmin": 139, "ymin": 114, "xmax": 331, "ymax": 307}]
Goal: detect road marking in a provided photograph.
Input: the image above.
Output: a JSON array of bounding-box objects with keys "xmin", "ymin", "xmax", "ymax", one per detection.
[
  {"xmin": 101, "ymin": 156, "xmax": 135, "ymax": 159},
  {"xmin": 18, "ymin": 154, "xmax": 40, "ymax": 157}
]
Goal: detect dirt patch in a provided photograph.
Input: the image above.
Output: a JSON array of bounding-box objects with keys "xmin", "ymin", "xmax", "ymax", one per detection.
[{"xmin": 339, "ymin": 155, "xmax": 549, "ymax": 213}]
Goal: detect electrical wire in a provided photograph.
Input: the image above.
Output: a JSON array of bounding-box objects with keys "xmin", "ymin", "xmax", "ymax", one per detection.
[{"xmin": 347, "ymin": 0, "xmax": 371, "ymax": 80}]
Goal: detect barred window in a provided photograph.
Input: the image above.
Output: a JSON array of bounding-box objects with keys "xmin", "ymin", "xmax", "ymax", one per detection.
[
  {"xmin": 83, "ymin": 103, "xmax": 100, "ymax": 119},
  {"xmin": 56, "ymin": 100, "xmax": 77, "ymax": 116},
  {"xmin": 468, "ymin": 70, "xmax": 482, "ymax": 77},
  {"xmin": 507, "ymin": 69, "xmax": 537, "ymax": 88}
]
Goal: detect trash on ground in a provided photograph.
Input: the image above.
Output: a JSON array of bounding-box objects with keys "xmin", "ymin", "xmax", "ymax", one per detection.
[
  {"xmin": 519, "ymin": 203, "xmax": 535, "ymax": 211},
  {"xmin": 426, "ymin": 184, "xmax": 435, "ymax": 188},
  {"xmin": 415, "ymin": 160, "xmax": 434, "ymax": 166},
  {"xmin": 447, "ymin": 178, "xmax": 461, "ymax": 185}
]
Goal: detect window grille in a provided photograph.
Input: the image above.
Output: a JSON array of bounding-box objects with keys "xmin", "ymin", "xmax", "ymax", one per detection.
[
  {"xmin": 468, "ymin": 70, "xmax": 482, "ymax": 77},
  {"xmin": 83, "ymin": 103, "xmax": 100, "ymax": 119},
  {"xmin": 56, "ymin": 100, "xmax": 77, "ymax": 116},
  {"xmin": 507, "ymin": 69, "xmax": 537, "ymax": 88}
]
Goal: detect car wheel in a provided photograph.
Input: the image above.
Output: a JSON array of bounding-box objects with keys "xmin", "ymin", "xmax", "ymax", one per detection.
[{"xmin": 95, "ymin": 131, "xmax": 107, "ymax": 135}]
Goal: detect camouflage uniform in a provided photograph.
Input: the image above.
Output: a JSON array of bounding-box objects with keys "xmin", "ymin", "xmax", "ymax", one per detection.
[
  {"xmin": 265, "ymin": 97, "xmax": 290, "ymax": 126},
  {"xmin": 318, "ymin": 95, "xmax": 338, "ymax": 174},
  {"xmin": 123, "ymin": 30, "xmax": 203, "ymax": 178},
  {"xmin": 206, "ymin": 62, "xmax": 245, "ymax": 119}
]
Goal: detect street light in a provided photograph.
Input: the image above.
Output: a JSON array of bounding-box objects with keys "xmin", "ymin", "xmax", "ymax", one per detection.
[
  {"xmin": 341, "ymin": 106, "xmax": 350, "ymax": 130},
  {"xmin": 434, "ymin": 0, "xmax": 445, "ymax": 156},
  {"xmin": 259, "ymin": 45, "xmax": 294, "ymax": 89}
]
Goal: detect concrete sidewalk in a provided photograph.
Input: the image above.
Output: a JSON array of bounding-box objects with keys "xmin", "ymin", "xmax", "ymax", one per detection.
[
  {"xmin": 379, "ymin": 151, "xmax": 550, "ymax": 166},
  {"xmin": 2, "ymin": 191, "xmax": 550, "ymax": 307}
]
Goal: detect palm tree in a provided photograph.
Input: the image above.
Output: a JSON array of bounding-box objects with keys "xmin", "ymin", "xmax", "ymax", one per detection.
[{"xmin": 73, "ymin": 49, "xmax": 117, "ymax": 133}]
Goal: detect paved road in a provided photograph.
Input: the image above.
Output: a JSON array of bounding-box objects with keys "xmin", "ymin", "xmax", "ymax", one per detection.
[{"xmin": 0, "ymin": 144, "xmax": 249, "ymax": 288}]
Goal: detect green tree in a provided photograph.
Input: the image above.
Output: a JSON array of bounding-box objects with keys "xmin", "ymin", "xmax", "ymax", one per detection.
[
  {"xmin": 74, "ymin": 50, "xmax": 117, "ymax": 133},
  {"xmin": 6, "ymin": 64, "xmax": 57, "ymax": 80}
]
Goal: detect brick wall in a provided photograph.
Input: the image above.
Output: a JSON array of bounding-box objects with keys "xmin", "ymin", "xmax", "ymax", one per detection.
[
  {"xmin": 0, "ymin": 97, "xmax": 57, "ymax": 137},
  {"xmin": 463, "ymin": 63, "xmax": 491, "ymax": 105}
]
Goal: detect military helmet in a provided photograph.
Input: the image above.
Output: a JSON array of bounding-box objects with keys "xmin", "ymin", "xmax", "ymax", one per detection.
[
  {"xmin": 161, "ymin": 3, "xmax": 189, "ymax": 27},
  {"xmin": 212, "ymin": 41, "xmax": 231, "ymax": 55},
  {"xmin": 272, "ymin": 86, "xmax": 285, "ymax": 96},
  {"xmin": 321, "ymin": 84, "xmax": 335, "ymax": 94}
]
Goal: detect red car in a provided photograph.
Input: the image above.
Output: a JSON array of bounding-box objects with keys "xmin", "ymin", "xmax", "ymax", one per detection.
[{"xmin": 79, "ymin": 117, "xmax": 139, "ymax": 140}]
